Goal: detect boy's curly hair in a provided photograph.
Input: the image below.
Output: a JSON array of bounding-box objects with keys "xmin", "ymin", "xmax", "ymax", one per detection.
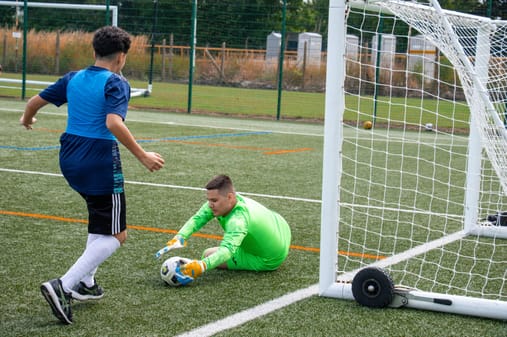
[{"xmin": 93, "ymin": 26, "xmax": 131, "ymax": 57}]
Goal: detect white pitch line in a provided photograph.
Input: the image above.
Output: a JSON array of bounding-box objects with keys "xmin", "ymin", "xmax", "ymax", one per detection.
[
  {"xmin": 175, "ymin": 284, "xmax": 319, "ymax": 337},
  {"xmin": 0, "ymin": 168, "xmax": 63, "ymax": 177},
  {"xmin": 126, "ymin": 180, "xmax": 321, "ymax": 203},
  {"xmin": 1, "ymin": 108, "xmax": 324, "ymax": 137},
  {"xmin": 0, "ymin": 168, "xmax": 321, "ymax": 203}
]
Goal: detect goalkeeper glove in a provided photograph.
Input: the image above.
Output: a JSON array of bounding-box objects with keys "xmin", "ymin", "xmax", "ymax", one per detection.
[
  {"xmin": 154, "ymin": 235, "xmax": 187, "ymax": 259},
  {"xmin": 166, "ymin": 235, "xmax": 187, "ymax": 250},
  {"xmin": 179, "ymin": 260, "xmax": 207, "ymax": 280}
]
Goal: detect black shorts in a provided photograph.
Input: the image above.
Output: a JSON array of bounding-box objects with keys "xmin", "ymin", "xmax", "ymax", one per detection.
[{"xmin": 79, "ymin": 192, "xmax": 126, "ymax": 235}]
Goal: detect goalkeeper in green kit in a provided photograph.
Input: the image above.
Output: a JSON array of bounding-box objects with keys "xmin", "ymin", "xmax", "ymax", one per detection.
[{"xmin": 156, "ymin": 174, "xmax": 291, "ymax": 284}]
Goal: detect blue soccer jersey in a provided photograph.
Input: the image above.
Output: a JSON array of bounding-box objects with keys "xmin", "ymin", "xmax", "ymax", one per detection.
[
  {"xmin": 40, "ymin": 66, "xmax": 130, "ymax": 139},
  {"xmin": 39, "ymin": 66, "xmax": 131, "ymax": 195}
]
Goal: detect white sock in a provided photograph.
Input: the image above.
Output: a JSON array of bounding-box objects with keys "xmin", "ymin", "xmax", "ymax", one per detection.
[
  {"xmin": 60, "ymin": 235, "xmax": 120, "ymax": 292},
  {"xmin": 80, "ymin": 234, "xmax": 101, "ymax": 287},
  {"xmin": 80, "ymin": 267, "xmax": 98, "ymax": 288}
]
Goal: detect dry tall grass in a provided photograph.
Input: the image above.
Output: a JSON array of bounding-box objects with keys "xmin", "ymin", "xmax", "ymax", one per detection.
[
  {"xmin": 0, "ymin": 28, "xmax": 459, "ymax": 95},
  {"xmin": 0, "ymin": 28, "xmax": 328, "ymax": 89},
  {"xmin": 1, "ymin": 28, "xmax": 150, "ymax": 76}
]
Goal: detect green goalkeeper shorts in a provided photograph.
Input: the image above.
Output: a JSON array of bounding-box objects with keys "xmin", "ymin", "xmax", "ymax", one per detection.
[{"xmin": 226, "ymin": 245, "xmax": 289, "ymax": 271}]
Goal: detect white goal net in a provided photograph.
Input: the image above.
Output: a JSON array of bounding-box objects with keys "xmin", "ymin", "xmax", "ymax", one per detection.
[{"xmin": 319, "ymin": 0, "xmax": 507, "ymax": 320}]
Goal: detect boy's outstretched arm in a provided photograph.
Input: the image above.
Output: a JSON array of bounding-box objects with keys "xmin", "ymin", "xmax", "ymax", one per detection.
[
  {"xmin": 20, "ymin": 95, "xmax": 47, "ymax": 129},
  {"xmin": 106, "ymin": 113, "xmax": 165, "ymax": 172}
]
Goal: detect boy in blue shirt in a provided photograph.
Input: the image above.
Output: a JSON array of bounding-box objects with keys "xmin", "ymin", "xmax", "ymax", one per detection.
[{"xmin": 20, "ymin": 26, "xmax": 165, "ymax": 324}]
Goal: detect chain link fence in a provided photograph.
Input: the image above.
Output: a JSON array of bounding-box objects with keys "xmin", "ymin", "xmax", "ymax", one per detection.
[{"xmin": 0, "ymin": 1, "xmax": 327, "ymax": 120}]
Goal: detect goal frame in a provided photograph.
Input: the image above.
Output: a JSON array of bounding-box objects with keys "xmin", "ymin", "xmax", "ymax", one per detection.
[
  {"xmin": 0, "ymin": 2, "xmax": 149, "ymax": 97},
  {"xmin": 319, "ymin": 0, "xmax": 507, "ymax": 320},
  {"xmin": 0, "ymin": 1, "xmax": 118, "ymax": 26}
]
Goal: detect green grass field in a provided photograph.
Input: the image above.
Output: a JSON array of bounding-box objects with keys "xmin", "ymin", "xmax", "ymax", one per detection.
[
  {"xmin": 0, "ymin": 73, "xmax": 470, "ymax": 129},
  {"xmin": 0, "ymin": 97, "xmax": 505, "ymax": 336}
]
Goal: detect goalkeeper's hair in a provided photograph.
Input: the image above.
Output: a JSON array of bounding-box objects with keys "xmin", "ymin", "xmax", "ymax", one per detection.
[
  {"xmin": 205, "ymin": 174, "xmax": 234, "ymax": 195},
  {"xmin": 93, "ymin": 26, "xmax": 131, "ymax": 59}
]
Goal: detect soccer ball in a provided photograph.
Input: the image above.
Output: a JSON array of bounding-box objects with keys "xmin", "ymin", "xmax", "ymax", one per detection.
[
  {"xmin": 363, "ymin": 120, "xmax": 373, "ymax": 129},
  {"xmin": 160, "ymin": 256, "xmax": 192, "ymax": 287}
]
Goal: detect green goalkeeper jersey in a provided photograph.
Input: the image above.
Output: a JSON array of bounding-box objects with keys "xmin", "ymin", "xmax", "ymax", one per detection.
[{"xmin": 177, "ymin": 194, "xmax": 291, "ymax": 271}]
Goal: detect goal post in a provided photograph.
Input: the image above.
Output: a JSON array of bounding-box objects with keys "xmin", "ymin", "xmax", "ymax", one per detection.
[
  {"xmin": 0, "ymin": 1, "xmax": 118, "ymax": 26},
  {"xmin": 0, "ymin": 2, "xmax": 149, "ymax": 97},
  {"xmin": 319, "ymin": 0, "xmax": 507, "ymax": 320}
]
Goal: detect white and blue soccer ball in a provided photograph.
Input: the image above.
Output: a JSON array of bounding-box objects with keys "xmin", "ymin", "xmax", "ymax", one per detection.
[{"xmin": 160, "ymin": 256, "xmax": 191, "ymax": 287}]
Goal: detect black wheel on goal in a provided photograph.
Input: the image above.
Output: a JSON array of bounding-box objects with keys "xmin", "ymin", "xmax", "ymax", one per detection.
[{"xmin": 352, "ymin": 267, "xmax": 394, "ymax": 308}]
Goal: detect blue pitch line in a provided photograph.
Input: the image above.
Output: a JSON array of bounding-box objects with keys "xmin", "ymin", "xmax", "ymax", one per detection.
[
  {"xmin": 136, "ymin": 131, "xmax": 272, "ymax": 143},
  {"xmin": 0, "ymin": 145, "xmax": 60, "ymax": 151},
  {"xmin": 0, "ymin": 131, "xmax": 272, "ymax": 151}
]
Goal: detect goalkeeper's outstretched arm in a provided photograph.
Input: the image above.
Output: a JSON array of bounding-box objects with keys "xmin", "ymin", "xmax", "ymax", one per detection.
[
  {"xmin": 154, "ymin": 235, "xmax": 186, "ymax": 259},
  {"xmin": 179, "ymin": 260, "xmax": 207, "ymax": 280},
  {"xmin": 174, "ymin": 246, "xmax": 232, "ymax": 284},
  {"xmin": 155, "ymin": 202, "xmax": 213, "ymax": 258}
]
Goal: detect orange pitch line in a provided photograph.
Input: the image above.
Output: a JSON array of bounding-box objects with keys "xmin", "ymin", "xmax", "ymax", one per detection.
[
  {"xmin": 34, "ymin": 129, "xmax": 314, "ymax": 155},
  {"xmin": 158, "ymin": 139, "xmax": 314, "ymax": 155},
  {"xmin": 0, "ymin": 210, "xmax": 384, "ymax": 260},
  {"xmin": 263, "ymin": 148, "xmax": 313, "ymax": 155}
]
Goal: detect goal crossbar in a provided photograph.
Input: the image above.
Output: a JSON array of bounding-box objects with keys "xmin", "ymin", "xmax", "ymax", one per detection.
[
  {"xmin": 0, "ymin": 1, "xmax": 118, "ymax": 26},
  {"xmin": 0, "ymin": 2, "xmax": 150, "ymax": 97}
]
